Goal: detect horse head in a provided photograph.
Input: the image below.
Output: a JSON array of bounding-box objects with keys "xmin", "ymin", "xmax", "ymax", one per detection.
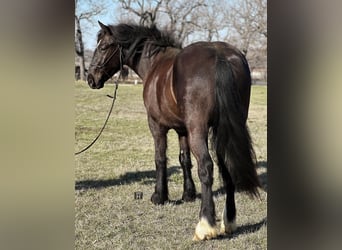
[{"xmin": 87, "ymin": 21, "xmax": 122, "ymax": 89}]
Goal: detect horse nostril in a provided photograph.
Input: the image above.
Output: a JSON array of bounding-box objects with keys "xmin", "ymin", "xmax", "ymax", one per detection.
[{"xmin": 87, "ymin": 75, "xmax": 95, "ymax": 88}]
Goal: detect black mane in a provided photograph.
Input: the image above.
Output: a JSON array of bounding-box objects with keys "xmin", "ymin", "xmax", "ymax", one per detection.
[{"xmin": 108, "ymin": 23, "xmax": 182, "ymax": 57}]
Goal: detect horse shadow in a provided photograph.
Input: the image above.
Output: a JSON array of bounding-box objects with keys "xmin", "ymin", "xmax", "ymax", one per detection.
[
  {"xmin": 75, "ymin": 165, "xmax": 181, "ymax": 191},
  {"xmin": 76, "ymin": 161, "xmax": 267, "ymax": 194},
  {"xmin": 216, "ymin": 217, "xmax": 267, "ymax": 241},
  {"xmin": 162, "ymin": 160, "xmax": 267, "ymax": 206}
]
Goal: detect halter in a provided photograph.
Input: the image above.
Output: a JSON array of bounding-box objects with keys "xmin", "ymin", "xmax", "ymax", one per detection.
[{"xmin": 90, "ymin": 44, "xmax": 123, "ymax": 70}]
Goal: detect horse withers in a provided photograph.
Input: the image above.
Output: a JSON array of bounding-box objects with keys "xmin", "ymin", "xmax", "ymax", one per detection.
[{"xmin": 87, "ymin": 22, "xmax": 260, "ymax": 241}]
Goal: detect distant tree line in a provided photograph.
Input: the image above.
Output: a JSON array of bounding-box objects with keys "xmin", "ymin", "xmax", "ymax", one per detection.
[{"xmin": 75, "ymin": 0, "xmax": 266, "ymax": 82}]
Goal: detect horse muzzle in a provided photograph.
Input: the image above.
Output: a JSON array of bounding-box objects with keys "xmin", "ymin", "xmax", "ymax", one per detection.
[{"xmin": 87, "ymin": 74, "xmax": 103, "ymax": 89}]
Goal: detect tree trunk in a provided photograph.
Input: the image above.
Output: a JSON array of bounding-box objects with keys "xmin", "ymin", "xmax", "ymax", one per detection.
[{"xmin": 75, "ymin": 16, "xmax": 86, "ymax": 81}]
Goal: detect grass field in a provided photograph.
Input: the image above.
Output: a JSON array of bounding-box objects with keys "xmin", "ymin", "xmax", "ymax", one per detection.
[{"xmin": 75, "ymin": 81, "xmax": 267, "ymax": 249}]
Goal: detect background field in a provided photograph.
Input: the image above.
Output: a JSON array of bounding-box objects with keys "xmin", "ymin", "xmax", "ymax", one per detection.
[{"xmin": 75, "ymin": 82, "xmax": 267, "ymax": 249}]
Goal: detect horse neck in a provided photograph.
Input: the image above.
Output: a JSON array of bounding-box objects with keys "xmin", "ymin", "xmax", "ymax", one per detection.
[
  {"xmin": 127, "ymin": 47, "xmax": 179, "ymax": 82},
  {"xmin": 125, "ymin": 49, "xmax": 155, "ymax": 81},
  {"xmin": 134, "ymin": 56, "xmax": 154, "ymax": 81}
]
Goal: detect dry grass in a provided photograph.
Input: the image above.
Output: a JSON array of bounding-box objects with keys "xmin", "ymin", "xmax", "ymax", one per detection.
[{"xmin": 75, "ymin": 81, "xmax": 267, "ymax": 249}]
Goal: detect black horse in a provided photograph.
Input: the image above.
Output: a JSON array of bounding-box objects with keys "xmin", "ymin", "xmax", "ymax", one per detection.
[{"xmin": 87, "ymin": 22, "xmax": 260, "ymax": 240}]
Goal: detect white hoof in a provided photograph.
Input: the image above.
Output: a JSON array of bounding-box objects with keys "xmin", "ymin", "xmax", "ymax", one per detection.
[
  {"xmin": 220, "ymin": 205, "xmax": 237, "ymax": 235},
  {"xmin": 220, "ymin": 219, "xmax": 237, "ymax": 235},
  {"xmin": 192, "ymin": 217, "xmax": 218, "ymax": 241}
]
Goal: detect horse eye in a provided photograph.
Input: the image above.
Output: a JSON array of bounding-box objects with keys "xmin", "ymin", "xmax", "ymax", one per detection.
[{"xmin": 98, "ymin": 44, "xmax": 109, "ymax": 52}]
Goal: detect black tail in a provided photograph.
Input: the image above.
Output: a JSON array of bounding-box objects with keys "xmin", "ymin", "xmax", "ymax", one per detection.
[{"xmin": 212, "ymin": 54, "xmax": 260, "ymax": 197}]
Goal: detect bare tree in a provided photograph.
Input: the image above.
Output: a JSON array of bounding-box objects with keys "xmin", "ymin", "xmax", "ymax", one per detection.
[
  {"xmin": 225, "ymin": 0, "xmax": 267, "ymax": 56},
  {"xmin": 194, "ymin": 0, "xmax": 226, "ymax": 42},
  {"xmin": 75, "ymin": 0, "xmax": 106, "ymax": 81},
  {"xmin": 113, "ymin": 0, "xmax": 266, "ymax": 80},
  {"xmin": 221, "ymin": 0, "xmax": 267, "ymax": 81},
  {"xmin": 162, "ymin": 0, "xmax": 207, "ymax": 44},
  {"xmin": 118, "ymin": 0, "xmax": 163, "ymax": 27},
  {"xmin": 117, "ymin": 0, "xmax": 207, "ymax": 45}
]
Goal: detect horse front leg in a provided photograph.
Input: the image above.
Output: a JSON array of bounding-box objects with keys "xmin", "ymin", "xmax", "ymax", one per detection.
[{"xmin": 148, "ymin": 116, "xmax": 169, "ymax": 205}]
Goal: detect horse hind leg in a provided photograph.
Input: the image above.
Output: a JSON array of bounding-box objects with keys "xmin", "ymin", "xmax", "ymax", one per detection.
[
  {"xmin": 217, "ymin": 154, "xmax": 237, "ymax": 235},
  {"xmin": 178, "ymin": 134, "xmax": 196, "ymax": 202},
  {"xmin": 188, "ymin": 128, "xmax": 218, "ymax": 241}
]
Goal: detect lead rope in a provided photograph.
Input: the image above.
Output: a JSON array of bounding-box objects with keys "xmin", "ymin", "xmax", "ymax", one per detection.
[
  {"xmin": 75, "ymin": 79, "xmax": 119, "ymax": 155},
  {"xmin": 75, "ymin": 46, "xmax": 124, "ymax": 155}
]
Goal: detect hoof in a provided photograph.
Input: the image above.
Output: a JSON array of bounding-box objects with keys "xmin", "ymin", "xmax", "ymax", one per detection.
[
  {"xmin": 192, "ymin": 217, "xmax": 218, "ymax": 241},
  {"xmin": 220, "ymin": 205, "xmax": 237, "ymax": 235},
  {"xmin": 151, "ymin": 192, "xmax": 168, "ymax": 205},
  {"xmin": 220, "ymin": 219, "xmax": 237, "ymax": 235}
]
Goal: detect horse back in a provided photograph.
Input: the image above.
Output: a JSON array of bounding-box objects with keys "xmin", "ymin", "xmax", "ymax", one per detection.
[
  {"xmin": 174, "ymin": 42, "xmax": 251, "ymax": 120},
  {"xmin": 143, "ymin": 41, "xmax": 251, "ymax": 130}
]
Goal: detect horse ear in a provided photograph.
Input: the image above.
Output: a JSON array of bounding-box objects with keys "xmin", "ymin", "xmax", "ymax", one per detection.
[{"xmin": 98, "ymin": 21, "xmax": 112, "ymax": 34}]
